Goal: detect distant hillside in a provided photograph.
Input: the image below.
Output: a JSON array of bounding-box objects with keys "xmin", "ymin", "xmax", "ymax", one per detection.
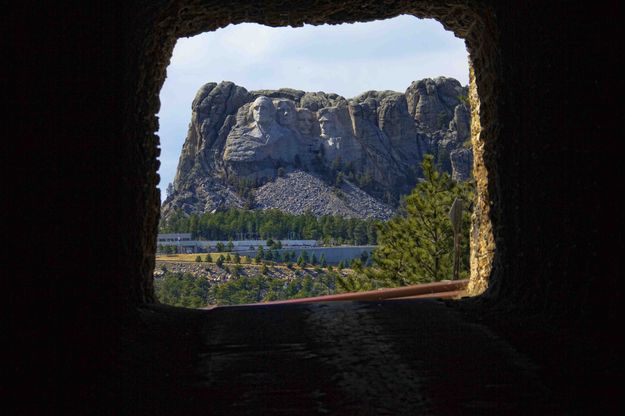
[{"xmin": 162, "ymin": 77, "xmax": 473, "ymax": 221}]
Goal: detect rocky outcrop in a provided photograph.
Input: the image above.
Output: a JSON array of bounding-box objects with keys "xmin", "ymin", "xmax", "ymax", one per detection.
[
  {"xmin": 450, "ymin": 148, "xmax": 473, "ymax": 182},
  {"xmin": 254, "ymin": 171, "xmax": 394, "ymax": 220},
  {"xmin": 162, "ymin": 78, "xmax": 472, "ymax": 220}
]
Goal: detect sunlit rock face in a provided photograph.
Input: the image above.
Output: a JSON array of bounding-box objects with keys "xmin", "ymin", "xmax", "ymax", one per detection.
[
  {"xmin": 163, "ymin": 78, "xmax": 472, "ymax": 220},
  {"xmin": 224, "ymin": 96, "xmax": 299, "ymax": 179}
]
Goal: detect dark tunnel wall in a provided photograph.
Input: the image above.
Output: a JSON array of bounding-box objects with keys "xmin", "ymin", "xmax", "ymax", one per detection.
[
  {"xmin": 9, "ymin": 0, "xmax": 623, "ymax": 323},
  {"xmin": 489, "ymin": 1, "xmax": 624, "ymax": 317}
]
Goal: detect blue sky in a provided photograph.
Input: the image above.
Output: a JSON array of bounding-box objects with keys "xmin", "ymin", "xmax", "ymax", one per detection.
[{"xmin": 157, "ymin": 15, "xmax": 469, "ymax": 200}]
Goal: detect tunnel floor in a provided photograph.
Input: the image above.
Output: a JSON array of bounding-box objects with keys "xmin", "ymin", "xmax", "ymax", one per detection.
[{"xmin": 101, "ymin": 300, "xmax": 622, "ymax": 415}]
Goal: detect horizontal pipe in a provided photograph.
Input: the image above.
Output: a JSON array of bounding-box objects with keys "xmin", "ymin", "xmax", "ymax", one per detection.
[
  {"xmin": 251, "ymin": 279, "xmax": 469, "ymax": 305},
  {"xmin": 391, "ymin": 290, "xmax": 466, "ymax": 300}
]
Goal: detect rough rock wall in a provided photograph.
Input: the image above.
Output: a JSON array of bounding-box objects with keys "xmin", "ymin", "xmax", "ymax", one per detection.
[
  {"xmin": 484, "ymin": 1, "xmax": 623, "ymax": 317},
  {"xmin": 467, "ymin": 64, "xmax": 494, "ymax": 296},
  {"xmin": 163, "ymin": 78, "xmax": 471, "ymax": 220}
]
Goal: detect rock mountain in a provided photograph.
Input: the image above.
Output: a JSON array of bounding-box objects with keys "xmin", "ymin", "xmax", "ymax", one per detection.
[{"xmin": 162, "ymin": 77, "xmax": 472, "ymax": 221}]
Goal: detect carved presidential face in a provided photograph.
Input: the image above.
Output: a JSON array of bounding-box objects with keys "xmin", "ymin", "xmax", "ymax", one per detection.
[
  {"xmin": 319, "ymin": 114, "xmax": 337, "ymax": 138},
  {"xmin": 297, "ymin": 109, "xmax": 315, "ymax": 135},
  {"xmin": 275, "ymin": 100, "xmax": 297, "ymax": 127},
  {"xmin": 251, "ymin": 97, "xmax": 275, "ymax": 126}
]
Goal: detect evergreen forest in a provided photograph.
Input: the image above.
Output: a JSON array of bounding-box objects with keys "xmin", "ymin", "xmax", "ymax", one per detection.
[{"xmin": 160, "ymin": 208, "xmax": 381, "ymax": 245}]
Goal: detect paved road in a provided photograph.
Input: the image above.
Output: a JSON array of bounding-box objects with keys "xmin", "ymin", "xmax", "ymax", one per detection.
[{"xmin": 105, "ymin": 299, "xmax": 585, "ymax": 415}]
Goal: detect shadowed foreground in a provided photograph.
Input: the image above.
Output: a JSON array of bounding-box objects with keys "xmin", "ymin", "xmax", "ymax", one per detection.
[{"xmin": 103, "ymin": 300, "xmax": 622, "ymax": 415}]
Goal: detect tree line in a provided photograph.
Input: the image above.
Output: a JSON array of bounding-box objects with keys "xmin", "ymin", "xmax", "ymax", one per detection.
[
  {"xmin": 194, "ymin": 246, "xmax": 368, "ymax": 269},
  {"xmin": 159, "ymin": 208, "xmax": 381, "ymax": 245},
  {"xmin": 154, "ymin": 269, "xmax": 344, "ymax": 307}
]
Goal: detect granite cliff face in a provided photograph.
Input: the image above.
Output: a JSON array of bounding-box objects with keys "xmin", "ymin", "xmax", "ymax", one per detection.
[{"xmin": 162, "ymin": 78, "xmax": 472, "ymax": 220}]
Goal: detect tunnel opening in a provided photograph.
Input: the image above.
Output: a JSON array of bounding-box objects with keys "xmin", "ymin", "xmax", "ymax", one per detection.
[
  {"xmin": 145, "ymin": 6, "xmax": 499, "ymax": 307},
  {"xmin": 153, "ymin": 16, "xmax": 482, "ymax": 306}
]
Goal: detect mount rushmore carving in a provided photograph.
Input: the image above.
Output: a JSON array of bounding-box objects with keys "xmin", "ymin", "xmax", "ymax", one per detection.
[{"xmin": 163, "ymin": 77, "xmax": 472, "ymax": 220}]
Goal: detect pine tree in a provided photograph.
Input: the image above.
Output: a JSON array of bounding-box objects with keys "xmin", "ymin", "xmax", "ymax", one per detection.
[
  {"xmin": 365, "ymin": 155, "xmax": 473, "ymax": 285},
  {"xmin": 360, "ymin": 251, "xmax": 369, "ymax": 264},
  {"xmin": 350, "ymin": 258, "xmax": 363, "ymax": 270},
  {"xmin": 273, "ymin": 251, "xmax": 282, "ymax": 263},
  {"xmin": 226, "ymin": 240, "xmax": 235, "ymax": 252}
]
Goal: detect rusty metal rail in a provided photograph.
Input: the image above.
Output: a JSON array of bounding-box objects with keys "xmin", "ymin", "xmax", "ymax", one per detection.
[{"xmin": 252, "ymin": 279, "xmax": 469, "ymax": 305}]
